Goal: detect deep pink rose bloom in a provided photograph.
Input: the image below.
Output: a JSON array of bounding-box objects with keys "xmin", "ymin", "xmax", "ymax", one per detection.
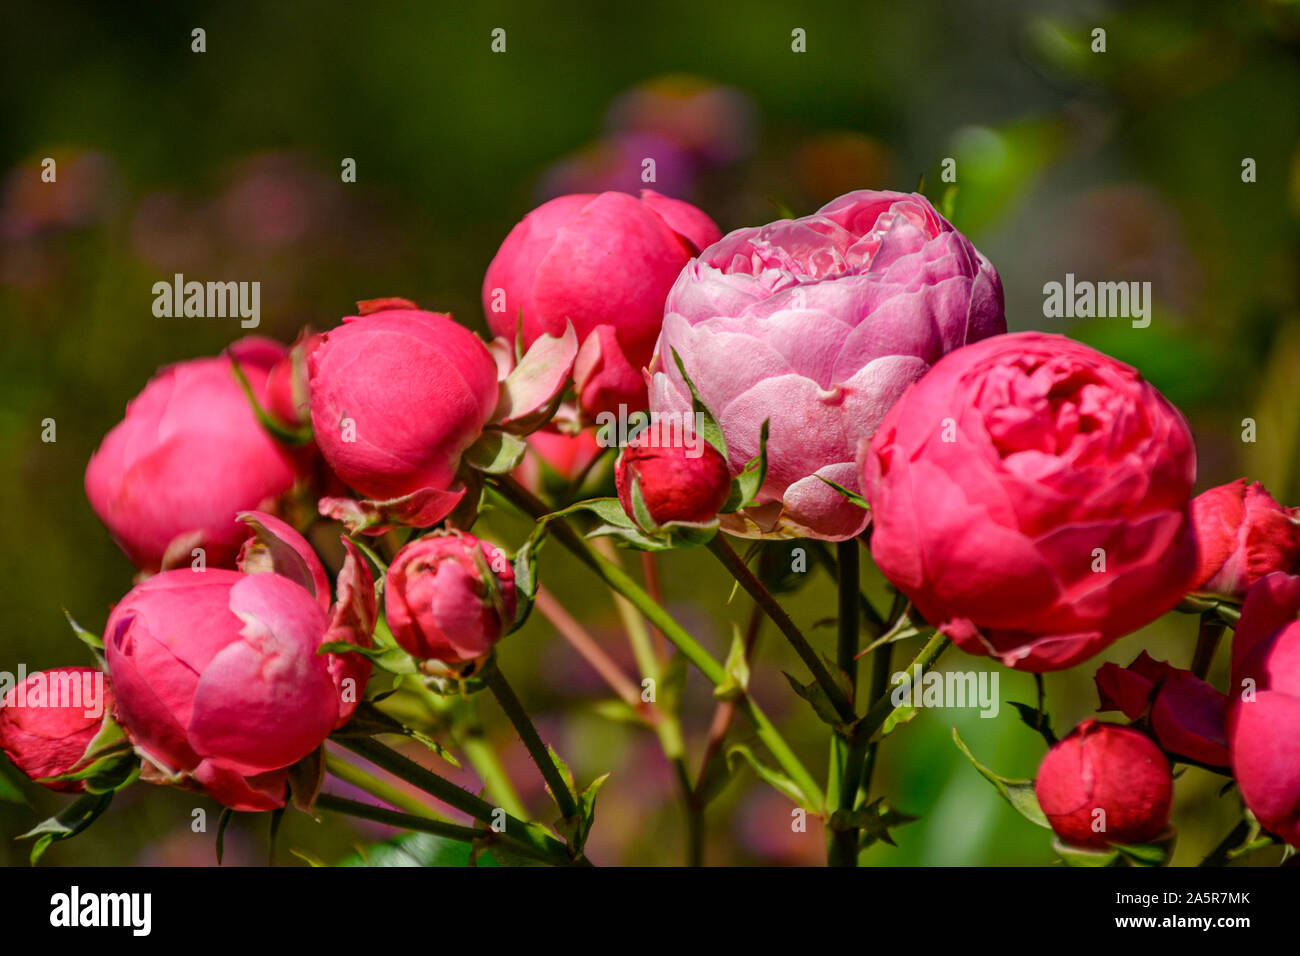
[
  {"xmin": 85, "ymin": 338, "xmax": 302, "ymax": 572},
  {"xmin": 650, "ymin": 189, "xmax": 1004, "ymax": 541},
  {"xmin": 308, "ymin": 301, "xmax": 500, "ymax": 528},
  {"xmin": 1189, "ymin": 479, "xmax": 1300, "ymax": 600},
  {"xmin": 1228, "ymin": 572, "xmax": 1300, "ymax": 846},
  {"xmin": 864, "ymin": 332, "xmax": 1197, "ymax": 672},
  {"xmin": 0, "ymin": 667, "xmax": 113, "ymax": 792},
  {"xmin": 615, "ymin": 432, "xmax": 731, "ymax": 528},
  {"xmin": 104, "ymin": 515, "xmax": 373, "ymax": 811},
  {"xmin": 385, "ymin": 534, "xmax": 517, "ymax": 664},
  {"xmin": 483, "ymin": 190, "xmax": 721, "ymax": 419},
  {"xmin": 1094, "ymin": 652, "xmax": 1228, "ymax": 766},
  {"xmin": 1035, "ymin": 720, "xmax": 1172, "ymax": 849}
]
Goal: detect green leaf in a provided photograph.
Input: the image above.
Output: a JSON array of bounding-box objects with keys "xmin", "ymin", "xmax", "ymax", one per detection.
[
  {"xmin": 588, "ymin": 698, "xmax": 645, "ymax": 726},
  {"xmin": 543, "ymin": 496, "xmax": 638, "ymax": 530},
  {"xmin": 463, "ymin": 430, "xmax": 528, "ymax": 475},
  {"xmin": 879, "ymin": 704, "xmax": 917, "ymax": 738},
  {"xmin": 338, "ymin": 831, "xmax": 497, "ymax": 867},
  {"xmin": 723, "ymin": 419, "xmax": 770, "ymax": 512},
  {"xmin": 228, "ymin": 350, "xmax": 313, "ymax": 445},
  {"xmin": 669, "ymin": 348, "xmax": 727, "ymax": 460},
  {"xmin": 62, "ymin": 609, "xmax": 104, "ymax": 653},
  {"xmin": 951, "ymin": 727, "xmax": 1049, "ymax": 829},
  {"xmin": 829, "ymin": 797, "xmax": 919, "ymax": 847},
  {"xmin": 816, "ymin": 475, "xmax": 870, "ymax": 511},
  {"xmin": 289, "ymin": 847, "xmax": 331, "ymax": 867},
  {"xmin": 508, "ymin": 531, "xmax": 543, "ymax": 633},
  {"xmin": 19, "ymin": 792, "xmax": 114, "ymax": 865},
  {"xmin": 1052, "ymin": 837, "xmax": 1118, "ymax": 867},
  {"xmin": 713, "ymin": 625, "xmax": 751, "ymax": 702},
  {"xmin": 1008, "ymin": 701, "xmax": 1058, "ymax": 746},
  {"xmin": 319, "ymin": 640, "xmax": 417, "ymax": 675},
  {"xmin": 726, "ymin": 743, "xmax": 810, "ymax": 808},
  {"xmin": 783, "ymin": 671, "xmax": 847, "ymax": 730}
]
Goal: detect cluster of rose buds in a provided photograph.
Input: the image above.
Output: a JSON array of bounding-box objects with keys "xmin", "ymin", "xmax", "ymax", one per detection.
[{"xmin": 7, "ymin": 178, "xmax": 1300, "ymax": 868}]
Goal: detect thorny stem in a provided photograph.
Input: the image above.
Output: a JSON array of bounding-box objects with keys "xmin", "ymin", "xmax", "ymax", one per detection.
[
  {"xmin": 483, "ymin": 663, "xmax": 580, "ymax": 821},
  {"xmin": 828, "ymin": 540, "xmax": 863, "ymax": 867}
]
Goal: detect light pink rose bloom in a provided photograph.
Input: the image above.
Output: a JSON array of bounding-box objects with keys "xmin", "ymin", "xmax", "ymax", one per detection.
[
  {"xmin": 385, "ymin": 533, "xmax": 517, "ymax": 664},
  {"xmin": 1228, "ymin": 572, "xmax": 1300, "ymax": 846},
  {"xmin": 863, "ymin": 332, "xmax": 1198, "ymax": 672},
  {"xmin": 649, "ymin": 189, "xmax": 1004, "ymax": 541},
  {"xmin": 104, "ymin": 513, "xmax": 374, "ymax": 811},
  {"xmin": 85, "ymin": 338, "xmax": 303, "ymax": 573},
  {"xmin": 483, "ymin": 190, "xmax": 721, "ymax": 419},
  {"xmin": 308, "ymin": 299, "xmax": 500, "ymax": 530}
]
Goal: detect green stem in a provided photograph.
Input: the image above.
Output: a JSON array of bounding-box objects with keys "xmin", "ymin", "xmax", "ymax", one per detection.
[
  {"xmin": 1199, "ymin": 819, "xmax": 1251, "ymax": 867},
  {"xmin": 858, "ymin": 640, "xmax": 893, "ymax": 805},
  {"xmin": 828, "ymin": 540, "xmax": 863, "ymax": 867},
  {"xmin": 315, "ymin": 793, "xmax": 485, "ymax": 844},
  {"xmin": 1191, "ymin": 613, "xmax": 1227, "ymax": 680},
  {"xmin": 493, "ymin": 475, "xmax": 824, "ymax": 810},
  {"xmin": 858, "ymin": 632, "xmax": 952, "ymax": 742},
  {"xmin": 335, "ymin": 735, "xmax": 575, "ymax": 863},
  {"xmin": 457, "ymin": 706, "xmax": 529, "ymax": 821},
  {"xmin": 323, "ymin": 750, "xmax": 446, "ymax": 820},
  {"xmin": 707, "ymin": 536, "xmax": 856, "ymax": 725},
  {"xmin": 483, "ymin": 663, "xmax": 580, "ymax": 820}
]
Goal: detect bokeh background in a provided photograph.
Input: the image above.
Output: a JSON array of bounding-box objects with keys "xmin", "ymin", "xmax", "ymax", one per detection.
[{"xmin": 3, "ymin": 0, "xmax": 1300, "ymax": 866}]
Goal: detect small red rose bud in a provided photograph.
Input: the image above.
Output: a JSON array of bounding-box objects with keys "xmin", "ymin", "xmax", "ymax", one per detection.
[
  {"xmin": 615, "ymin": 430, "xmax": 731, "ymax": 528},
  {"xmin": 1034, "ymin": 720, "xmax": 1172, "ymax": 849},
  {"xmin": 0, "ymin": 667, "xmax": 113, "ymax": 793},
  {"xmin": 385, "ymin": 533, "xmax": 517, "ymax": 664},
  {"xmin": 1190, "ymin": 479, "xmax": 1300, "ymax": 600}
]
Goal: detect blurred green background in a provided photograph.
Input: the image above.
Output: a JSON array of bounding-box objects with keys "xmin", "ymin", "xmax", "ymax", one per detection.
[{"xmin": 2, "ymin": 0, "xmax": 1299, "ymax": 866}]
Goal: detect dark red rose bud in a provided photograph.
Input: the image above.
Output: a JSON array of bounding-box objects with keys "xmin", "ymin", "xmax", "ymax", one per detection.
[
  {"xmin": 615, "ymin": 430, "xmax": 731, "ymax": 528},
  {"xmin": 0, "ymin": 667, "xmax": 113, "ymax": 792},
  {"xmin": 1190, "ymin": 479, "xmax": 1300, "ymax": 600},
  {"xmin": 1034, "ymin": 720, "xmax": 1172, "ymax": 849},
  {"xmin": 1094, "ymin": 651, "xmax": 1229, "ymax": 766}
]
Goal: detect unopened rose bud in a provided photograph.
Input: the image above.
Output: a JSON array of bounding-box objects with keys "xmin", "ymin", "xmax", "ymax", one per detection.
[
  {"xmin": 1034, "ymin": 720, "xmax": 1172, "ymax": 849},
  {"xmin": 615, "ymin": 430, "xmax": 730, "ymax": 529},
  {"xmin": 385, "ymin": 533, "xmax": 517, "ymax": 664},
  {"xmin": 0, "ymin": 667, "xmax": 113, "ymax": 793},
  {"xmin": 1190, "ymin": 479, "xmax": 1300, "ymax": 600}
]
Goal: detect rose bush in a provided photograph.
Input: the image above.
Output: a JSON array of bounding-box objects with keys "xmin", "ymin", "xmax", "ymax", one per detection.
[
  {"xmin": 649, "ymin": 189, "xmax": 1004, "ymax": 540},
  {"xmin": 864, "ymin": 332, "xmax": 1198, "ymax": 671}
]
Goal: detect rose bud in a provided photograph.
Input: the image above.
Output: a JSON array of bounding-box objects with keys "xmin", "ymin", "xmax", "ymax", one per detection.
[
  {"xmin": 385, "ymin": 533, "xmax": 517, "ymax": 664},
  {"xmin": 650, "ymin": 189, "xmax": 1004, "ymax": 541},
  {"xmin": 1227, "ymin": 572, "xmax": 1300, "ymax": 846},
  {"xmin": 265, "ymin": 330, "xmax": 323, "ymax": 429},
  {"xmin": 1094, "ymin": 652, "xmax": 1229, "ymax": 766},
  {"xmin": 1189, "ymin": 479, "xmax": 1300, "ymax": 601},
  {"xmin": 308, "ymin": 300, "xmax": 500, "ymax": 530},
  {"xmin": 864, "ymin": 332, "xmax": 1197, "ymax": 672},
  {"xmin": 483, "ymin": 190, "xmax": 721, "ymax": 420},
  {"xmin": 85, "ymin": 338, "xmax": 304, "ymax": 573},
  {"xmin": 516, "ymin": 428, "xmax": 604, "ymax": 493},
  {"xmin": 1034, "ymin": 720, "xmax": 1173, "ymax": 849},
  {"xmin": 0, "ymin": 667, "xmax": 113, "ymax": 792},
  {"xmin": 105, "ymin": 515, "xmax": 372, "ymax": 812},
  {"xmin": 615, "ymin": 428, "xmax": 731, "ymax": 528}
]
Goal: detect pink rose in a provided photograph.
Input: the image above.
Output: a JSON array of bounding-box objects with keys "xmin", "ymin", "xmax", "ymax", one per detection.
[
  {"xmin": 1094, "ymin": 652, "xmax": 1228, "ymax": 766},
  {"xmin": 649, "ymin": 189, "xmax": 1004, "ymax": 541},
  {"xmin": 0, "ymin": 667, "xmax": 113, "ymax": 792},
  {"xmin": 483, "ymin": 190, "xmax": 721, "ymax": 419},
  {"xmin": 308, "ymin": 300, "xmax": 500, "ymax": 530},
  {"xmin": 1035, "ymin": 720, "xmax": 1172, "ymax": 849},
  {"xmin": 1228, "ymin": 572, "xmax": 1300, "ymax": 846},
  {"xmin": 85, "ymin": 338, "xmax": 302, "ymax": 572},
  {"xmin": 1189, "ymin": 479, "xmax": 1300, "ymax": 600},
  {"xmin": 104, "ymin": 514, "xmax": 373, "ymax": 811},
  {"xmin": 864, "ymin": 332, "xmax": 1197, "ymax": 672},
  {"xmin": 615, "ymin": 431, "xmax": 730, "ymax": 528},
  {"xmin": 385, "ymin": 533, "xmax": 517, "ymax": 664}
]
